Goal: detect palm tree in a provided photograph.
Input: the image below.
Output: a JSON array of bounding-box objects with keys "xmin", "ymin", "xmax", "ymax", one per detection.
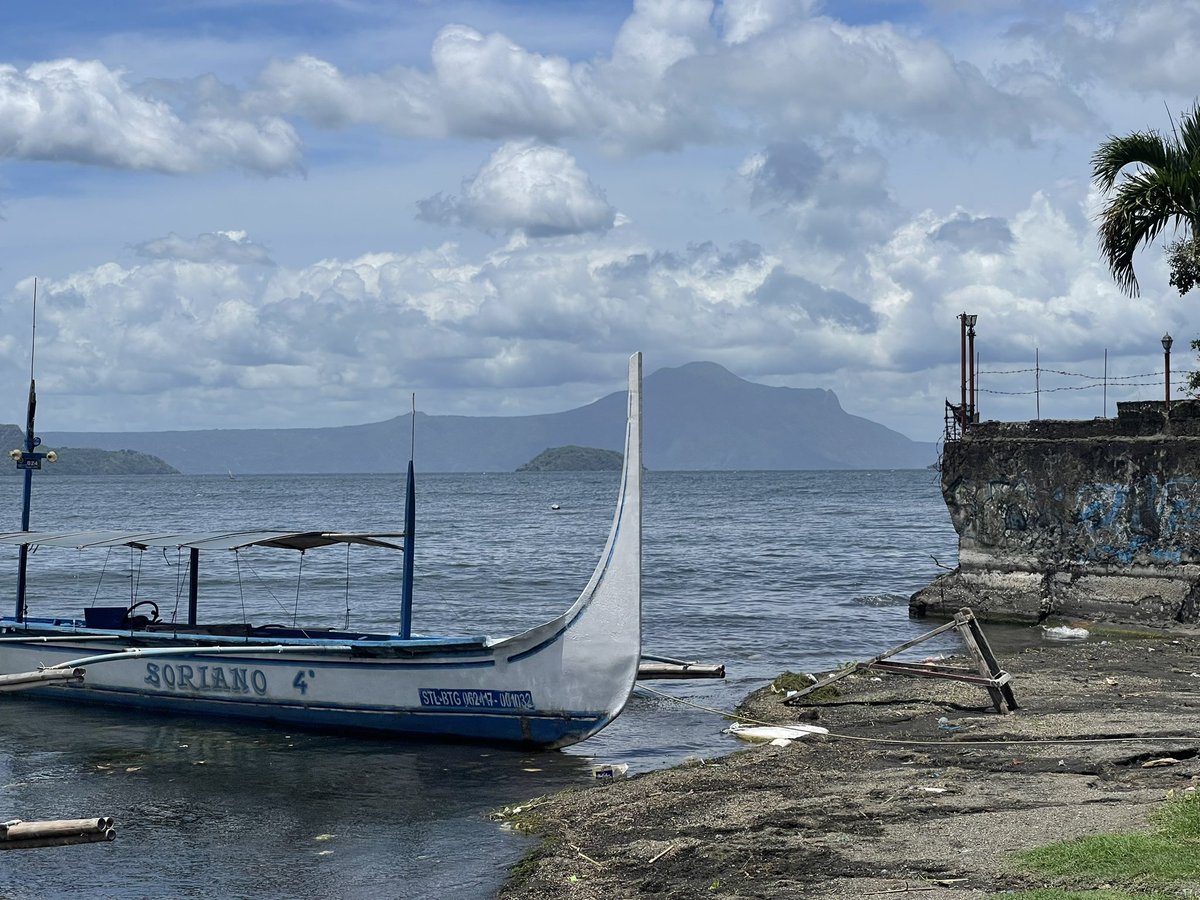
[{"xmin": 1091, "ymin": 101, "xmax": 1200, "ymax": 297}]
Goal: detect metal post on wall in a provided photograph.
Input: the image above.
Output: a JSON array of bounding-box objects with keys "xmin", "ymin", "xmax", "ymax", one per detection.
[
  {"xmin": 1103, "ymin": 348, "xmax": 1108, "ymax": 417},
  {"xmin": 958, "ymin": 313, "xmax": 968, "ymax": 429},
  {"xmin": 1035, "ymin": 348, "xmax": 1040, "ymax": 420},
  {"xmin": 966, "ymin": 314, "xmax": 978, "ymax": 422},
  {"xmin": 1163, "ymin": 333, "xmax": 1174, "ymax": 414}
]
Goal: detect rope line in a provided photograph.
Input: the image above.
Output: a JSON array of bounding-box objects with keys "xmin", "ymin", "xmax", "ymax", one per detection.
[{"xmin": 634, "ymin": 683, "xmax": 1198, "ymax": 749}]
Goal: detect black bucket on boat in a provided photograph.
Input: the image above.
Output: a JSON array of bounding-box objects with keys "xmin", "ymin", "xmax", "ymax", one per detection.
[{"xmin": 84, "ymin": 606, "xmax": 127, "ymax": 629}]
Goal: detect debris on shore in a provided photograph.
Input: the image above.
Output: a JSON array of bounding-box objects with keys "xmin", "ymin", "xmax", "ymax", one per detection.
[{"xmin": 499, "ymin": 633, "xmax": 1200, "ymax": 899}]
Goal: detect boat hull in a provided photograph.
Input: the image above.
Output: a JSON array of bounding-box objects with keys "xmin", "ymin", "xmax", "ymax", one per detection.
[{"xmin": 0, "ymin": 641, "xmax": 613, "ymax": 747}]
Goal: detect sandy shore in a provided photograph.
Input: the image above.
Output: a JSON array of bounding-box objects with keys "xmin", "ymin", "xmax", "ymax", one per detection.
[{"xmin": 498, "ymin": 630, "xmax": 1200, "ymax": 898}]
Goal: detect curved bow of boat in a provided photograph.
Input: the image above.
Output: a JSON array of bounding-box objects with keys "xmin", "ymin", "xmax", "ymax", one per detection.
[{"xmin": 491, "ymin": 351, "xmax": 643, "ymax": 743}]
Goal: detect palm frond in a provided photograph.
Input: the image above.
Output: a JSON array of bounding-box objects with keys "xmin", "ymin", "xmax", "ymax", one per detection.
[
  {"xmin": 1177, "ymin": 100, "xmax": 1200, "ymax": 163},
  {"xmin": 1097, "ymin": 175, "xmax": 1182, "ymax": 297},
  {"xmin": 1091, "ymin": 131, "xmax": 1171, "ymax": 190}
]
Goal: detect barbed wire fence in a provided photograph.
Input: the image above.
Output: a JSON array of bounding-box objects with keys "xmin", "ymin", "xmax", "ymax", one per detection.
[{"xmin": 976, "ymin": 357, "xmax": 1196, "ymax": 420}]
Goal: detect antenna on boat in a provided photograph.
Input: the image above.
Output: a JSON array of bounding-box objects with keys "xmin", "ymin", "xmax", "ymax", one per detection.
[{"xmin": 13, "ymin": 279, "xmax": 57, "ymax": 621}]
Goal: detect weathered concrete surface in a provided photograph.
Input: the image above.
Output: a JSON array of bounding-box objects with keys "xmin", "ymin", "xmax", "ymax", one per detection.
[{"xmin": 911, "ymin": 400, "xmax": 1200, "ymax": 625}]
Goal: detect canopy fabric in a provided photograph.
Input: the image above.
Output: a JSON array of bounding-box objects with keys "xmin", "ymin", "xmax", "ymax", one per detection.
[{"xmin": 0, "ymin": 530, "xmax": 406, "ymax": 552}]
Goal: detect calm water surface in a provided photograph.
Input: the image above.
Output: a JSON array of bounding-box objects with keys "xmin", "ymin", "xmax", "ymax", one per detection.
[{"xmin": 0, "ymin": 469, "xmax": 995, "ymax": 899}]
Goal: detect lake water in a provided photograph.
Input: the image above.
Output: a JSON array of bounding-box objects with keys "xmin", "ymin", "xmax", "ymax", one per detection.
[{"xmin": 0, "ymin": 469, "xmax": 991, "ymax": 898}]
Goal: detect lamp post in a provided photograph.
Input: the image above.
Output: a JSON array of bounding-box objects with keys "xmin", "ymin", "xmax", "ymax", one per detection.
[
  {"xmin": 966, "ymin": 314, "xmax": 978, "ymax": 423},
  {"xmin": 1163, "ymin": 332, "xmax": 1174, "ymax": 412},
  {"xmin": 958, "ymin": 313, "xmax": 968, "ymax": 430}
]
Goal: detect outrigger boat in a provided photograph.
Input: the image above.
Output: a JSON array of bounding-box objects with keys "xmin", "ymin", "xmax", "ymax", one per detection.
[{"xmin": 0, "ymin": 353, "xmax": 643, "ymax": 749}]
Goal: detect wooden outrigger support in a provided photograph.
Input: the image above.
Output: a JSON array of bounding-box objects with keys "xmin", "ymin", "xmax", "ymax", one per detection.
[
  {"xmin": 784, "ymin": 606, "xmax": 1018, "ymax": 714},
  {"xmin": 637, "ymin": 653, "xmax": 725, "ymax": 680}
]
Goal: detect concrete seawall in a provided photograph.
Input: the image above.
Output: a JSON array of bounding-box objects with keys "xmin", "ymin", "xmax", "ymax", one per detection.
[{"xmin": 910, "ymin": 399, "xmax": 1200, "ymax": 624}]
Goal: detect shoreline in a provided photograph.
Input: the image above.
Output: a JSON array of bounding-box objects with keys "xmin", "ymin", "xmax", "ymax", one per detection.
[{"xmin": 498, "ymin": 630, "xmax": 1200, "ymax": 898}]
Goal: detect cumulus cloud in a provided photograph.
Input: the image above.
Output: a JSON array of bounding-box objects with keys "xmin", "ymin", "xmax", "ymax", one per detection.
[
  {"xmin": 929, "ymin": 212, "xmax": 1014, "ymax": 255},
  {"xmin": 1017, "ymin": 0, "xmax": 1200, "ymax": 96},
  {"xmin": 9, "ymin": 230, "xmax": 859, "ymax": 426},
  {"xmin": 135, "ymin": 231, "xmax": 275, "ymax": 265},
  {"xmin": 866, "ymin": 194, "xmax": 1153, "ymax": 381},
  {"xmin": 417, "ymin": 141, "xmax": 617, "ymax": 237},
  {"xmin": 0, "ymin": 59, "xmax": 302, "ymax": 174},
  {"xmin": 247, "ymin": 5, "xmax": 1089, "ymax": 152},
  {"xmin": 750, "ymin": 268, "xmax": 880, "ymax": 332},
  {"xmin": 4, "ymin": 179, "xmax": 1173, "ymax": 436},
  {"xmin": 738, "ymin": 140, "xmax": 902, "ymax": 251}
]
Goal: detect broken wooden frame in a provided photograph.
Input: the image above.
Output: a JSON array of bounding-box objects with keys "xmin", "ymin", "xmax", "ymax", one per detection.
[{"xmin": 784, "ymin": 606, "xmax": 1017, "ymax": 714}]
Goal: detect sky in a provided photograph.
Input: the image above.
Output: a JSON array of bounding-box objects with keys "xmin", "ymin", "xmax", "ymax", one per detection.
[{"xmin": 1, "ymin": 0, "xmax": 1198, "ymax": 442}]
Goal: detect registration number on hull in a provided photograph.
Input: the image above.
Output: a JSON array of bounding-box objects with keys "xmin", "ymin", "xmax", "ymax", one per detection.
[{"xmin": 418, "ymin": 688, "xmax": 534, "ymax": 710}]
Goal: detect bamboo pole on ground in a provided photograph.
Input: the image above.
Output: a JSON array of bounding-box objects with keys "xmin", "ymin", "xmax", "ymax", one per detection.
[{"xmin": 0, "ymin": 817, "xmax": 116, "ymax": 850}]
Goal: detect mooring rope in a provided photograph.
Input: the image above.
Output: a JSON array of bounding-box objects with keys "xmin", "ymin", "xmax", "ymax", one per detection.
[{"xmin": 633, "ymin": 683, "xmax": 1199, "ymax": 749}]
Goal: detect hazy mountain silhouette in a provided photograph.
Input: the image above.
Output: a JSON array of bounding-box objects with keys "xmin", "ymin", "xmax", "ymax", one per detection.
[{"xmin": 41, "ymin": 361, "xmax": 935, "ymax": 473}]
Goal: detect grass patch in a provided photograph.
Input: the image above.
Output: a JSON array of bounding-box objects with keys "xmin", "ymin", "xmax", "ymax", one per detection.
[
  {"xmin": 997, "ymin": 795, "xmax": 1200, "ymax": 898},
  {"xmin": 771, "ymin": 670, "xmax": 841, "ymax": 703}
]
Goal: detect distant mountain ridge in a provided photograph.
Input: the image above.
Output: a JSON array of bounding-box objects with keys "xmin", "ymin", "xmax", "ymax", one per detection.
[{"xmin": 39, "ymin": 361, "xmax": 935, "ymax": 474}]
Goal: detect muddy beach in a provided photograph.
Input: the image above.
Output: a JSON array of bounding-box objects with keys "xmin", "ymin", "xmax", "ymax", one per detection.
[{"xmin": 499, "ymin": 630, "xmax": 1200, "ymax": 898}]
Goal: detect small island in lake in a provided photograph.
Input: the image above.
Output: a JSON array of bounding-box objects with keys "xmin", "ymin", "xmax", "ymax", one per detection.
[
  {"xmin": 0, "ymin": 424, "xmax": 179, "ymax": 475},
  {"xmin": 517, "ymin": 446, "xmax": 623, "ymax": 472}
]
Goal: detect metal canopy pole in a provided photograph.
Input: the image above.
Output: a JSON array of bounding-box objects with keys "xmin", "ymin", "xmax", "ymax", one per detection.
[{"xmin": 187, "ymin": 548, "xmax": 199, "ymax": 626}]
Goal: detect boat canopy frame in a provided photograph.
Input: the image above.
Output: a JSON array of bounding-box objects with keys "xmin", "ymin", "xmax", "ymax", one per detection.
[
  {"xmin": 0, "ymin": 529, "xmax": 408, "ymax": 629},
  {"xmin": 0, "ymin": 530, "xmax": 407, "ymax": 553}
]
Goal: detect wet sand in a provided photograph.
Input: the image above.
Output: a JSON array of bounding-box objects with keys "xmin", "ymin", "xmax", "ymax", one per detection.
[{"xmin": 499, "ymin": 630, "xmax": 1200, "ymax": 898}]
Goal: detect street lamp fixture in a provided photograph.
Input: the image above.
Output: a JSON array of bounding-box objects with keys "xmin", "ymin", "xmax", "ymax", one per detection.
[
  {"xmin": 1163, "ymin": 332, "xmax": 1174, "ymax": 412},
  {"xmin": 966, "ymin": 314, "xmax": 978, "ymax": 423}
]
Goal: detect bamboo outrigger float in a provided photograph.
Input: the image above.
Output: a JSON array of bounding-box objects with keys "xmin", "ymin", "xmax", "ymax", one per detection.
[
  {"xmin": 0, "ymin": 354, "xmax": 645, "ymax": 749},
  {"xmin": 0, "ymin": 817, "xmax": 116, "ymax": 850}
]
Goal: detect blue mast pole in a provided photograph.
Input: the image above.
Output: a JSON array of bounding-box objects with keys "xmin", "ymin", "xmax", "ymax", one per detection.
[
  {"xmin": 399, "ymin": 394, "xmax": 416, "ymax": 639},
  {"xmin": 399, "ymin": 459, "xmax": 415, "ymax": 639}
]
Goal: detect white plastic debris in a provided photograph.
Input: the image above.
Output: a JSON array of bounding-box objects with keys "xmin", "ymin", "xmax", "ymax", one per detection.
[
  {"xmin": 769, "ymin": 738, "xmax": 793, "ymax": 748},
  {"xmin": 1042, "ymin": 625, "xmax": 1090, "ymax": 641},
  {"xmin": 725, "ymin": 723, "xmax": 829, "ymax": 742},
  {"xmin": 591, "ymin": 763, "xmax": 629, "ymax": 781}
]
